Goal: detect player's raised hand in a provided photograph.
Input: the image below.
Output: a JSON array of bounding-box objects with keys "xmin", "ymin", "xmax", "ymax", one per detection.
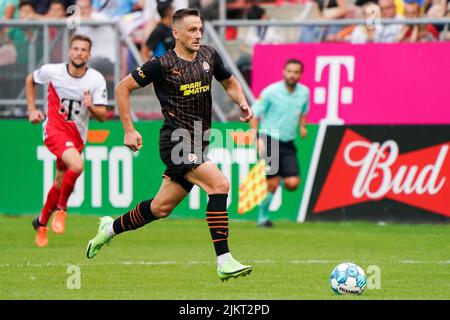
[
  {"xmin": 239, "ymin": 103, "xmax": 254, "ymax": 122},
  {"xmin": 83, "ymin": 90, "xmax": 93, "ymax": 108},
  {"xmin": 28, "ymin": 109, "xmax": 45, "ymax": 124},
  {"xmin": 124, "ymin": 129, "xmax": 143, "ymax": 152}
]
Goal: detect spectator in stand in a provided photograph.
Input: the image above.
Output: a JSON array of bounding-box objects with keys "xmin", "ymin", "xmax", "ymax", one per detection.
[
  {"xmin": 90, "ymin": 0, "xmax": 142, "ymax": 76},
  {"xmin": 375, "ymin": 0, "xmax": 404, "ymax": 42},
  {"xmin": 426, "ymin": 0, "xmax": 448, "ymax": 16},
  {"xmin": 426, "ymin": 0, "xmax": 449, "ymax": 36},
  {"xmin": 46, "ymin": 0, "xmax": 67, "ymax": 63},
  {"xmin": 47, "ymin": 0, "xmax": 67, "ymax": 18},
  {"xmin": 445, "ymin": 6, "xmax": 450, "ymax": 41},
  {"xmin": 10, "ymin": 1, "xmax": 40, "ymax": 65},
  {"xmin": 1, "ymin": 0, "xmax": 19, "ymax": 39},
  {"xmin": 299, "ymin": 0, "xmax": 349, "ymax": 42},
  {"xmin": 91, "ymin": 0, "xmax": 140, "ymax": 18},
  {"xmin": 18, "ymin": 0, "xmax": 39, "ymax": 19},
  {"xmin": 237, "ymin": 4, "xmax": 284, "ymax": 85},
  {"xmin": 190, "ymin": 0, "xmax": 219, "ymax": 21},
  {"xmin": 398, "ymin": 1, "xmax": 439, "ymax": 41},
  {"xmin": 352, "ymin": 0, "xmax": 380, "ymax": 16},
  {"xmin": 0, "ymin": 0, "xmax": 19, "ymax": 19},
  {"xmin": 74, "ymin": 0, "xmax": 116, "ymax": 78},
  {"xmin": 29, "ymin": 0, "xmax": 74, "ymax": 15},
  {"xmin": 141, "ymin": 1, "xmax": 175, "ymax": 61},
  {"xmin": 225, "ymin": 9, "xmax": 243, "ymax": 40},
  {"xmin": 349, "ymin": 2, "xmax": 378, "ymax": 43},
  {"xmin": 240, "ymin": 4, "xmax": 284, "ymax": 52},
  {"xmin": 0, "ymin": 0, "xmax": 19, "ymax": 66},
  {"xmin": 140, "ymin": 0, "xmax": 187, "ymax": 28},
  {"xmin": 138, "ymin": 0, "xmax": 187, "ymax": 63}
]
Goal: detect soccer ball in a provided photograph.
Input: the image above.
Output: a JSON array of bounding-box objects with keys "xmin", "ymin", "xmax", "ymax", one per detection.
[{"xmin": 330, "ymin": 262, "xmax": 367, "ymax": 295}]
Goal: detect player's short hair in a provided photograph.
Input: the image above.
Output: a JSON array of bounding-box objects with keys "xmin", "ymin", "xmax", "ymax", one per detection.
[
  {"xmin": 70, "ymin": 34, "xmax": 92, "ymax": 51},
  {"xmin": 172, "ymin": 8, "xmax": 201, "ymax": 26},
  {"xmin": 285, "ymin": 59, "xmax": 304, "ymax": 73}
]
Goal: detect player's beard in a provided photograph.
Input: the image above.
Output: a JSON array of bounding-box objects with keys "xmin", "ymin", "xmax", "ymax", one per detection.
[
  {"xmin": 285, "ymin": 79, "xmax": 297, "ymax": 90},
  {"xmin": 70, "ymin": 60, "xmax": 87, "ymax": 69}
]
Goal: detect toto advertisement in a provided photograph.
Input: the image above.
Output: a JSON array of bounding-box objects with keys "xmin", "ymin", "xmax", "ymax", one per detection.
[
  {"xmin": 252, "ymin": 43, "xmax": 450, "ymax": 125},
  {"xmin": 303, "ymin": 126, "xmax": 450, "ymax": 222}
]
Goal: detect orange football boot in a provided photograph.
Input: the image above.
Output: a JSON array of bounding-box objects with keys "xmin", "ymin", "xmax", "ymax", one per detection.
[
  {"xmin": 51, "ymin": 209, "xmax": 67, "ymax": 234},
  {"xmin": 32, "ymin": 217, "xmax": 48, "ymax": 247}
]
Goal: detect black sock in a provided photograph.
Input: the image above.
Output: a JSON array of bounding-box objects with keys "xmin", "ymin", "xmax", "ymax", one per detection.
[
  {"xmin": 206, "ymin": 194, "xmax": 230, "ymax": 256},
  {"xmin": 112, "ymin": 199, "xmax": 158, "ymax": 235}
]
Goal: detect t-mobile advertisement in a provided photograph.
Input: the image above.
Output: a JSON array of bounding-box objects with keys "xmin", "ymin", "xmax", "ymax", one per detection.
[
  {"xmin": 304, "ymin": 126, "xmax": 450, "ymax": 222},
  {"xmin": 252, "ymin": 43, "xmax": 450, "ymax": 125}
]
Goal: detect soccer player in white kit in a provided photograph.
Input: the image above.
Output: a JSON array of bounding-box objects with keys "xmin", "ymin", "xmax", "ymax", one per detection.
[{"xmin": 25, "ymin": 35, "xmax": 108, "ymax": 247}]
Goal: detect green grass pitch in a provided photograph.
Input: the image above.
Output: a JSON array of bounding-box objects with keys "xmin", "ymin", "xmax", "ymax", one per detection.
[{"xmin": 1, "ymin": 215, "xmax": 449, "ymax": 300}]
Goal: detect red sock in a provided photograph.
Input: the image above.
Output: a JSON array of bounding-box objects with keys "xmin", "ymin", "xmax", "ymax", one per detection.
[
  {"xmin": 57, "ymin": 169, "xmax": 81, "ymax": 210},
  {"xmin": 39, "ymin": 184, "xmax": 61, "ymax": 225}
]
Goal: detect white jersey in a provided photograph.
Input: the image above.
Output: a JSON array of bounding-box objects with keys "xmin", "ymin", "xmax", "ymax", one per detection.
[{"xmin": 33, "ymin": 63, "xmax": 107, "ymax": 143}]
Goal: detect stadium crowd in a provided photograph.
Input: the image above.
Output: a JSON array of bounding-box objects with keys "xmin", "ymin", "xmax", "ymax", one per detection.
[{"xmin": 1, "ymin": 0, "xmax": 449, "ymax": 52}]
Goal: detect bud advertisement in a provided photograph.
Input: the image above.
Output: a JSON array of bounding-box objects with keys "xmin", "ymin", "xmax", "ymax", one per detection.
[{"xmin": 303, "ymin": 125, "xmax": 450, "ymax": 222}]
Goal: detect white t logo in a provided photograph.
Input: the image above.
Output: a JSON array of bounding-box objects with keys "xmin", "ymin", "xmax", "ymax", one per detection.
[{"xmin": 314, "ymin": 56, "xmax": 355, "ymax": 125}]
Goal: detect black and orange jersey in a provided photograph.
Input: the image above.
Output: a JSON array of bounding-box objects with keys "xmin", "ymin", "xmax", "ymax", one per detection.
[{"xmin": 131, "ymin": 45, "xmax": 232, "ymax": 137}]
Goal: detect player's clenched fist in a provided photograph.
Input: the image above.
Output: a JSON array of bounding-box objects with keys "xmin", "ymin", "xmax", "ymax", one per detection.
[
  {"xmin": 83, "ymin": 90, "xmax": 93, "ymax": 108},
  {"xmin": 124, "ymin": 129, "xmax": 143, "ymax": 152},
  {"xmin": 28, "ymin": 109, "xmax": 45, "ymax": 124},
  {"xmin": 239, "ymin": 103, "xmax": 254, "ymax": 122}
]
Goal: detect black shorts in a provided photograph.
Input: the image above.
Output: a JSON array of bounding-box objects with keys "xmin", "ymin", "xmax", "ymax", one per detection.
[
  {"xmin": 159, "ymin": 125, "xmax": 209, "ymax": 193},
  {"xmin": 261, "ymin": 134, "xmax": 300, "ymax": 179}
]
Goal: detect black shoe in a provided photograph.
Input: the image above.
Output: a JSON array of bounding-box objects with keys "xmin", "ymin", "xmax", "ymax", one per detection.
[
  {"xmin": 32, "ymin": 217, "xmax": 44, "ymax": 230},
  {"xmin": 258, "ymin": 220, "xmax": 274, "ymax": 228}
]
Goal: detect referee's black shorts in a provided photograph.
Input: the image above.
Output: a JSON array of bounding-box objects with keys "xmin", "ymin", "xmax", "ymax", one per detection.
[
  {"xmin": 261, "ymin": 134, "xmax": 300, "ymax": 179},
  {"xmin": 159, "ymin": 125, "xmax": 209, "ymax": 193}
]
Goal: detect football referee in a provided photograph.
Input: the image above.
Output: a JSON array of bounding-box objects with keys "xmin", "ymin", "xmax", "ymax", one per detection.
[{"xmin": 249, "ymin": 59, "xmax": 310, "ymax": 228}]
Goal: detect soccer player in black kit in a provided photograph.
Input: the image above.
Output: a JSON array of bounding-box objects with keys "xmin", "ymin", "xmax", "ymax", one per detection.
[{"xmin": 87, "ymin": 8, "xmax": 254, "ymax": 281}]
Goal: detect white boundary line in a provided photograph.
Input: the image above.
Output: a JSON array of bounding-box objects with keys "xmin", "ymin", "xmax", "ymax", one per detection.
[
  {"xmin": 1, "ymin": 259, "xmax": 449, "ymax": 268},
  {"xmin": 297, "ymin": 122, "xmax": 328, "ymax": 223}
]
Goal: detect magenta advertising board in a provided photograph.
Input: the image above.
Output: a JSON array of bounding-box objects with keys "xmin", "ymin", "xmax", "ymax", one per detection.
[{"xmin": 252, "ymin": 43, "xmax": 450, "ymax": 125}]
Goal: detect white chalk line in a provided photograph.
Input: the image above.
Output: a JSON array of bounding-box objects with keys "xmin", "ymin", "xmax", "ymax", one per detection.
[{"xmin": 0, "ymin": 259, "xmax": 449, "ymax": 268}]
